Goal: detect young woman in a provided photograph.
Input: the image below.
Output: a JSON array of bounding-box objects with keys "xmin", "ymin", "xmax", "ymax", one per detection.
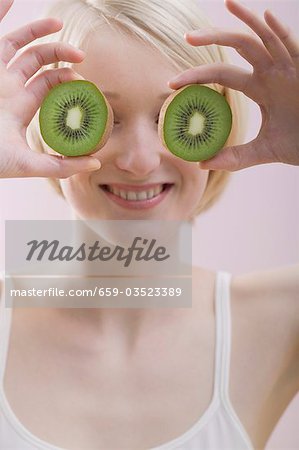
[{"xmin": 0, "ymin": 0, "xmax": 298, "ymax": 449}]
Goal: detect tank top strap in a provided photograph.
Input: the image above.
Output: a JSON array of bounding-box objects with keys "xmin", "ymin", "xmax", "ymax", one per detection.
[
  {"xmin": 0, "ymin": 271, "xmax": 13, "ymax": 384},
  {"xmin": 213, "ymin": 270, "xmax": 233, "ymax": 403}
]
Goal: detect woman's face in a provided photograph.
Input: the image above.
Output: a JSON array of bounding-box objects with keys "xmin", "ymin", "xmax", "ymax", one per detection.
[{"xmin": 59, "ymin": 25, "xmax": 209, "ymax": 221}]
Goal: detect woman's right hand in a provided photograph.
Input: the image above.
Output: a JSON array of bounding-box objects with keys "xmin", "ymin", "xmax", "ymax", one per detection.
[{"xmin": 0, "ymin": 0, "xmax": 101, "ymax": 179}]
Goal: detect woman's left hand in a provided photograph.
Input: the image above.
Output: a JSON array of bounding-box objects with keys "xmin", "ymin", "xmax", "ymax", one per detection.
[{"xmin": 168, "ymin": 0, "xmax": 299, "ymax": 171}]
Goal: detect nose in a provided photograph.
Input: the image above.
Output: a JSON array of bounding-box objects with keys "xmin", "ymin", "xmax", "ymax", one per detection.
[{"xmin": 114, "ymin": 119, "xmax": 162, "ymax": 178}]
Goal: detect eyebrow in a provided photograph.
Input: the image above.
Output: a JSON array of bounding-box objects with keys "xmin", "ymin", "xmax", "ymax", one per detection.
[{"xmin": 102, "ymin": 91, "xmax": 171, "ymax": 100}]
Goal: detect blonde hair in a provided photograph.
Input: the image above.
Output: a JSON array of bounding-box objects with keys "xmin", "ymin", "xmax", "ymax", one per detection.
[{"xmin": 27, "ymin": 0, "xmax": 248, "ymax": 220}]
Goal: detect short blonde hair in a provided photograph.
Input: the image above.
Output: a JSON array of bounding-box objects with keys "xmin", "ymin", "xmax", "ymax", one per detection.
[{"xmin": 27, "ymin": 0, "xmax": 247, "ymax": 219}]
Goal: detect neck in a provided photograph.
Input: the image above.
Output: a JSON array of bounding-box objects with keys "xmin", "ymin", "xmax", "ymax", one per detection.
[{"xmin": 53, "ymin": 215, "xmax": 192, "ymax": 350}]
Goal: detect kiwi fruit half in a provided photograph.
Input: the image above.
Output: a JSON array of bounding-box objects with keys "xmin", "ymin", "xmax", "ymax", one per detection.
[
  {"xmin": 39, "ymin": 80, "xmax": 113, "ymax": 156},
  {"xmin": 158, "ymin": 84, "xmax": 232, "ymax": 162}
]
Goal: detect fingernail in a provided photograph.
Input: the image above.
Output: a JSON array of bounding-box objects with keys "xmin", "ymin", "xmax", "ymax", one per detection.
[
  {"xmin": 76, "ymin": 49, "xmax": 85, "ymax": 57},
  {"xmin": 83, "ymin": 160, "xmax": 101, "ymax": 171},
  {"xmin": 73, "ymin": 74, "xmax": 85, "ymax": 81},
  {"xmin": 199, "ymin": 162, "xmax": 210, "ymax": 170},
  {"xmin": 54, "ymin": 18, "xmax": 63, "ymax": 28},
  {"xmin": 168, "ymin": 76, "xmax": 181, "ymax": 85},
  {"xmin": 185, "ymin": 31, "xmax": 197, "ymax": 38},
  {"xmin": 186, "ymin": 30, "xmax": 206, "ymax": 38}
]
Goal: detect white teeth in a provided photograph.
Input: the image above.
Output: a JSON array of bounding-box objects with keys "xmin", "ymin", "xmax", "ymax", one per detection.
[
  {"xmin": 106, "ymin": 185, "xmax": 165, "ymax": 201},
  {"xmin": 127, "ymin": 191, "xmax": 137, "ymax": 200},
  {"xmin": 153, "ymin": 186, "xmax": 161, "ymax": 196},
  {"xmin": 113, "ymin": 188, "xmax": 120, "ymax": 196},
  {"xmin": 136, "ymin": 191, "xmax": 147, "ymax": 200},
  {"xmin": 146, "ymin": 189, "xmax": 154, "ymax": 199}
]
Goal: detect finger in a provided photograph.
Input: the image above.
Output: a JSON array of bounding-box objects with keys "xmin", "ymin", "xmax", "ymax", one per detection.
[
  {"xmin": 186, "ymin": 28, "xmax": 273, "ymax": 70},
  {"xmin": 23, "ymin": 67, "xmax": 85, "ymax": 126},
  {"xmin": 0, "ymin": 17, "xmax": 63, "ymax": 65},
  {"xmin": 11, "ymin": 150, "xmax": 101, "ymax": 179},
  {"xmin": 185, "ymin": 28, "xmax": 273, "ymax": 71},
  {"xmin": 198, "ymin": 139, "xmax": 274, "ymax": 172},
  {"xmin": 225, "ymin": 0, "xmax": 293, "ymax": 69},
  {"xmin": 264, "ymin": 9, "xmax": 299, "ymax": 63},
  {"xmin": 8, "ymin": 42, "xmax": 85, "ymax": 84},
  {"xmin": 168, "ymin": 63, "xmax": 252, "ymax": 94},
  {"xmin": 0, "ymin": 0, "xmax": 14, "ymax": 23}
]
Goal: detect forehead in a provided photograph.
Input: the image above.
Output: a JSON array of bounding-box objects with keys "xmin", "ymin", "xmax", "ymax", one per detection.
[{"xmin": 74, "ymin": 25, "xmax": 179, "ymax": 94}]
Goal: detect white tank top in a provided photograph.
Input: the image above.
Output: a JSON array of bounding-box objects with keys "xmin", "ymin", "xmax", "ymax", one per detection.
[{"xmin": 0, "ymin": 271, "xmax": 254, "ymax": 450}]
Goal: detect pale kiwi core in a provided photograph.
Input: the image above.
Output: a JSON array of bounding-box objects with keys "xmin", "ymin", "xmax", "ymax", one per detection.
[
  {"xmin": 188, "ymin": 112, "xmax": 205, "ymax": 136},
  {"xmin": 66, "ymin": 107, "xmax": 83, "ymax": 130}
]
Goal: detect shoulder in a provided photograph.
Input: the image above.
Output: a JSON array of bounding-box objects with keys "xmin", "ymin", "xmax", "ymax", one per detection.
[{"xmin": 231, "ymin": 264, "xmax": 299, "ymax": 323}]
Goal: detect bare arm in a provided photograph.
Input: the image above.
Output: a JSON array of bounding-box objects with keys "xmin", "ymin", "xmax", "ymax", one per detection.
[{"xmin": 233, "ymin": 263, "xmax": 299, "ymax": 387}]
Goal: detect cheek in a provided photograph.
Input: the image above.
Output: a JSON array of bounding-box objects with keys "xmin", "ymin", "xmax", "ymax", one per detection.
[
  {"xmin": 59, "ymin": 175, "xmax": 93, "ymax": 213},
  {"xmin": 182, "ymin": 164, "xmax": 209, "ymax": 196},
  {"xmin": 182, "ymin": 168, "xmax": 210, "ymax": 212}
]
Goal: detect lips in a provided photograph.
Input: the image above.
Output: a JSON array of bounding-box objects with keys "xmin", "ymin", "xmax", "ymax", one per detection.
[{"xmin": 99, "ymin": 183, "xmax": 174, "ymax": 210}]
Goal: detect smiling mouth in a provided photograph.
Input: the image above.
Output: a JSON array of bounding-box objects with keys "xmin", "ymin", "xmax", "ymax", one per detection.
[
  {"xmin": 99, "ymin": 183, "xmax": 174, "ymax": 211},
  {"xmin": 100, "ymin": 183, "xmax": 173, "ymax": 200}
]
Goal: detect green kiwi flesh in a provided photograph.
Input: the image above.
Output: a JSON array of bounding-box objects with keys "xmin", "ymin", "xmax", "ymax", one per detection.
[
  {"xmin": 160, "ymin": 85, "xmax": 232, "ymax": 162},
  {"xmin": 39, "ymin": 80, "xmax": 112, "ymax": 157}
]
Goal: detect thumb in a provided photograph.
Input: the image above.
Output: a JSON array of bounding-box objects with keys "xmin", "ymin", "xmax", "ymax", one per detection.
[
  {"xmin": 198, "ymin": 140, "xmax": 267, "ymax": 172},
  {"xmin": 14, "ymin": 151, "xmax": 101, "ymax": 178}
]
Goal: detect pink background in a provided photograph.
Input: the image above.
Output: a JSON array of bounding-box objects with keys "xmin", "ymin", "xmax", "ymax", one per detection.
[{"xmin": 0, "ymin": 0, "xmax": 298, "ymax": 448}]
